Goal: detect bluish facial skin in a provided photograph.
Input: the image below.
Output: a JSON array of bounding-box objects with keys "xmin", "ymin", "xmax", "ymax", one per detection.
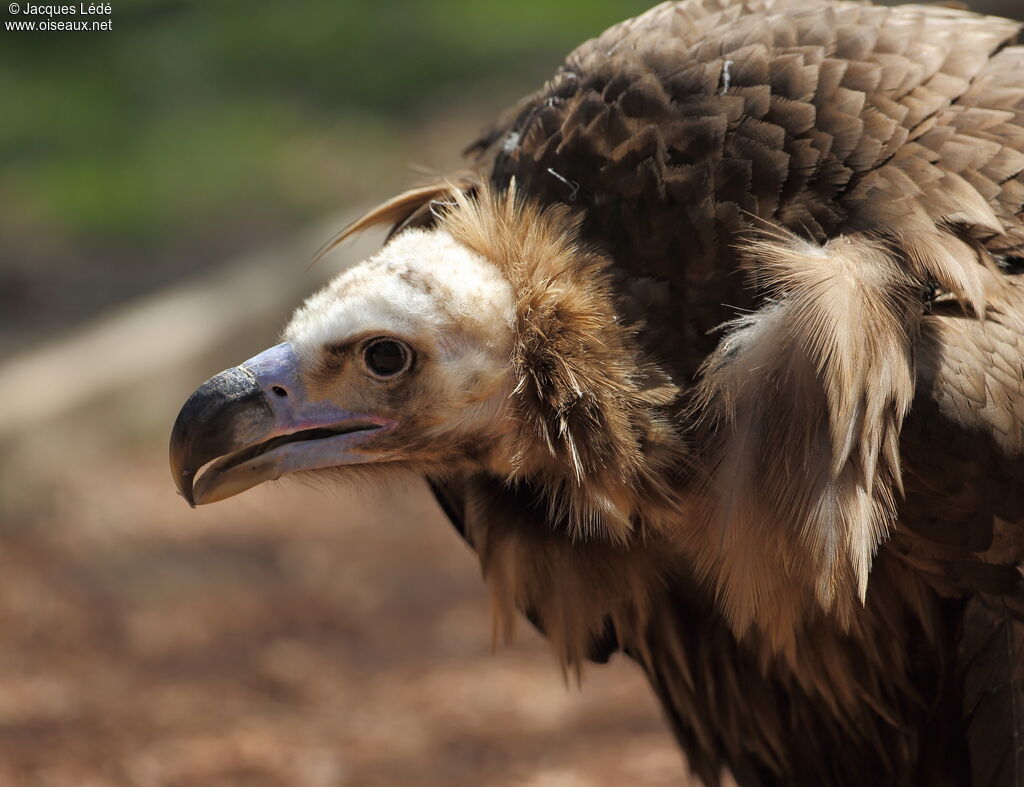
[{"xmin": 169, "ymin": 342, "xmax": 394, "ymax": 506}]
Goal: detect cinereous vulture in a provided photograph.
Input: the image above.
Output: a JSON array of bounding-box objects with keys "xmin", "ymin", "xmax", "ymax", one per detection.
[{"xmin": 170, "ymin": 1, "xmax": 1024, "ymax": 783}]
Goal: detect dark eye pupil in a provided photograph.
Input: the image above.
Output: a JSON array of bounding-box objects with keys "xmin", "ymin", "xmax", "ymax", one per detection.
[{"xmin": 365, "ymin": 340, "xmax": 407, "ymax": 377}]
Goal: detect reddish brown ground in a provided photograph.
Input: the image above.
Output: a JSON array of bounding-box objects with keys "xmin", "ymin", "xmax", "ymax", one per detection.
[{"xmin": 0, "ymin": 409, "xmax": 688, "ymax": 786}]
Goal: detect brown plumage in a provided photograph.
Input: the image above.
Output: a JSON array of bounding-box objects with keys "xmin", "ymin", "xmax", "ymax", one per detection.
[{"xmin": 170, "ymin": 1, "xmax": 1024, "ymax": 784}]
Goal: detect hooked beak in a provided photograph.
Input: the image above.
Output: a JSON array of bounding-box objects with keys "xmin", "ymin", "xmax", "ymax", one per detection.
[{"xmin": 169, "ymin": 342, "xmax": 394, "ymax": 506}]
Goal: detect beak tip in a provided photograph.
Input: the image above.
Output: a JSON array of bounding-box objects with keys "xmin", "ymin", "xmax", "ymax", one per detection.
[
  {"xmin": 169, "ymin": 362, "xmax": 274, "ymax": 510},
  {"xmin": 174, "ymin": 476, "xmax": 197, "ymax": 508},
  {"xmin": 170, "ymin": 453, "xmax": 197, "ymax": 508}
]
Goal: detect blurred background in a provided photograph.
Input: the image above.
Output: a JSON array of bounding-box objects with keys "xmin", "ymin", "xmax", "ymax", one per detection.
[{"xmin": 0, "ymin": 1, "xmax": 1020, "ymax": 785}]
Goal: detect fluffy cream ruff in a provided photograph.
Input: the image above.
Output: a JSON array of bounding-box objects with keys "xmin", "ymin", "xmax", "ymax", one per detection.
[
  {"xmin": 434, "ymin": 184, "xmax": 689, "ymax": 543},
  {"xmin": 690, "ymin": 231, "xmax": 923, "ymax": 643}
]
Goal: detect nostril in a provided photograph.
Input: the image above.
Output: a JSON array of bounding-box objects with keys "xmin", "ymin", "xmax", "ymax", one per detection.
[{"xmin": 271, "ymin": 385, "xmax": 288, "ymax": 398}]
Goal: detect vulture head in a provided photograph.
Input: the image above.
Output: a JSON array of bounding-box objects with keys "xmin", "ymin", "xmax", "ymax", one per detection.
[
  {"xmin": 170, "ymin": 224, "xmax": 515, "ymax": 505},
  {"xmin": 170, "ymin": 187, "xmax": 685, "ymax": 541}
]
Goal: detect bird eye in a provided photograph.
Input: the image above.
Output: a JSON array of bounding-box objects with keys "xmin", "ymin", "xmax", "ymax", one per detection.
[{"xmin": 362, "ymin": 338, "xmax": 411, "ymax": 379}]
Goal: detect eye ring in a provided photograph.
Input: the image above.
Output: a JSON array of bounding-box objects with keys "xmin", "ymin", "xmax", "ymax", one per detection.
[{"xmin": 361, "ymin": 337, "xmax": 412, "ymax": 379}]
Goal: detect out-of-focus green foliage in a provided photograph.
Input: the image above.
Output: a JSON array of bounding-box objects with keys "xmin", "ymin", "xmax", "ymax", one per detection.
[{"xmin": 1, "ymin": 1, "xmax": 649, "ymax": 247}]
